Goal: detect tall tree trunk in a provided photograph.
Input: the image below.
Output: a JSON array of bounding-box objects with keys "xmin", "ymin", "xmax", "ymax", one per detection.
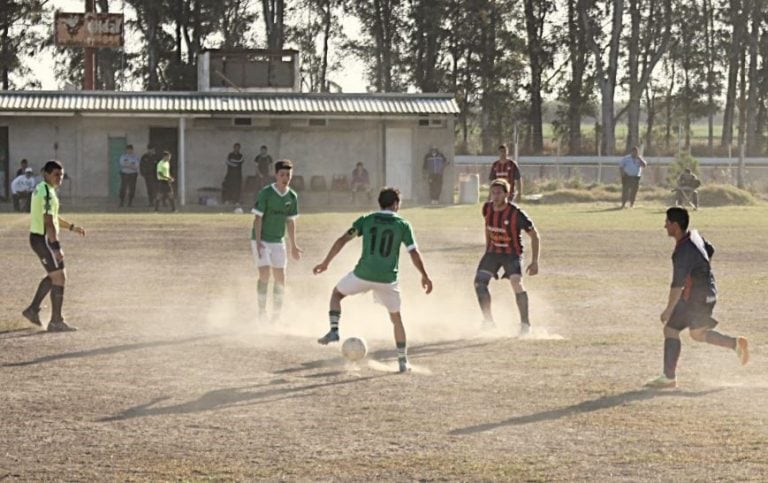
[
  {"xmin": 146, "ymin": 4, "xmax": 160, "ymax": 90},
  {"xmin": 1, "ymin": 21, "xmax": 9, "ymax": 90},
  {"xmin": 523, "ymin": 0, "xmax": 547, "ymax": 153},
  {"xmin": 722, "ymin": 0, "xmax": 745, "ymax": 148},
  {"xmin": 745, "ymin": 0, "xmax": 760, "ymax": 155},
  {"xmin": 625, "ymin": 0, "xmax": 641, "ymax": 150},
  {"xmin": 566, "ymin": 0, "xmax": 585, "ymax": 154},
  {"xmin": 320, "ymin": 0, "xmax": 331, "ymax": 91},
  {"xmin": 263, "ymin": 0, "xmax": 285, "ymax": 50},
  {"xmin": 704, "ymin": 0, "xmax": 715, "ymax": 154},
  {"xmin": 581, "ymin": 0, "xmax": 624, "ymax": 155},
  {"xmin": 644, "ymin": 83, "xmax": 656, "ymax": 153}
]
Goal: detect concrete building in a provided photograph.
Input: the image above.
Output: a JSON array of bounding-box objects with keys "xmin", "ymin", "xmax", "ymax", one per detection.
[{"xmin": 0, "ymin": 90, "xmax": 458, "ymax": 206}]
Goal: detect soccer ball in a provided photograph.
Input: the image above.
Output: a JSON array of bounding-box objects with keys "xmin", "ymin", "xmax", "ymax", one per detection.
[
  {"xmin": 233, "ymin": 207, "xmax": 244, "ymax": 214},
  {"xmin": 341, "ymin": 337, "xmax": 368, "ymax": 362}
]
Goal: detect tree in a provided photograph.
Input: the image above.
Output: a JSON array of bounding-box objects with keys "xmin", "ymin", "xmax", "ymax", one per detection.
[
  {"xmin": 581, "ymin": 0, "xmax": 624, "ymax": 155},
  {"xmin": 262, "ymin": 0, "xmax": 286, "ymax": 50},
  {"xmin": 407, "ymin": 0, "xmax": 448, "ymax": 92},
  {"xmin": 720, "ymin": 0, "xmax": 747, "ymax": 149},
  {"xmin": 0, "ymin": 0, "xmax": 49, "ymax": 90},
  {"xmin": 522, "ymin": 0, "xmax": 554, "ymax": 154},
  {"xmin": 350, "ymin": 0, "xmax": 408, "ymax": 92},
  {"xmin": 624, "ymin": 0, "xmax": 672, "ymax": 152}
]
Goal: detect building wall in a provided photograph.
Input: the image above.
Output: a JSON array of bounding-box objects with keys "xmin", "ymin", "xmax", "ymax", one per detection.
[{"xmin": 2, "ymin": 115, "xmax": 455, "ymax": 204}]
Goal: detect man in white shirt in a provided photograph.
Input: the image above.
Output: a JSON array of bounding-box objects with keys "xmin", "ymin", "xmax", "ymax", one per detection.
[{"xmin": 11, "ymin": 167, "xmax": 36, "ymax": 212}]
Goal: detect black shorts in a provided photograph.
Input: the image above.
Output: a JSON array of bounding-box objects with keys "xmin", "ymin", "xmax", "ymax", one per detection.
[
  {"xmin": 30, "ymin": 233, "xmax": 65, "ymax": 273},
  {"xmin": 666, "ymin": 300, "xmax": 718, "ymax": 331},
  {"xmin": 477, "ymin": 252, "xmax": 522, "ymax": 279},
  {"xmin": 157, "ymin": 181, "xmax": 173, "ymax": 195}
]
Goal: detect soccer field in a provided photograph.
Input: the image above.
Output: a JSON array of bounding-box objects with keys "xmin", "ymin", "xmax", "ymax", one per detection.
[{"xmin": 1, "ymin": 203, "xmax": 767, "ymax": 480}]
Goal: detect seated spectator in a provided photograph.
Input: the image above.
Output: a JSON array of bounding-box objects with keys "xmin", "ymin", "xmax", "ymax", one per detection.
[
  {"xmin": 11, "ymin": 167, "xmax": 36, "ymax": 212},
  {"xmin": 350, "ymin": 162, "xmax": 372, "ymax": 200},
  {"xmin": 675, "ymin": 168, "xmax": 701, "ymax": 209}
]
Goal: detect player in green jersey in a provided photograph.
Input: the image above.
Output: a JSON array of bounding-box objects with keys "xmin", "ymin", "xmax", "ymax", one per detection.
[
  {"xmin": 313, "ymin": 187, "xmax": 433, "ymax": 373},
  {"xmin": 23, "ymin": 160, "xmax": 86, "ymax": 332},
  {"xmin": 251, "ymin": 159, "xmax": 303, "ymax": 321}
]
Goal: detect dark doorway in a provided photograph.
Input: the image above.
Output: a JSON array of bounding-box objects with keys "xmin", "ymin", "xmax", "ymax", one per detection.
[
  {"xmin": 149, "ymin": 127, "xmax": 179, "ymax": 179},
  {"xmin": 0, "ymin": 127, "xmax": 9, "ymax": 201}
]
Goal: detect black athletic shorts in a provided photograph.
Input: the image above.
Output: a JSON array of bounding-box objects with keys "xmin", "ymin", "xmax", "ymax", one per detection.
[
  {"xmin": 477, "ymin": 252, "xmax": 522, "ymax": 279},
  {"xmin": 30, "ymin": 233, "xmax": 65, "ymax": 273},
  {"xmin": 157, "ymin": 180, "xmax": 173, "ymax": 195},
  {"xmin": 666, "ymin": 299, "xmax": 718, "ymax": 331}
]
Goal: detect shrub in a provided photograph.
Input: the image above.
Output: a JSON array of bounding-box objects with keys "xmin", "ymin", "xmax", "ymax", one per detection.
[
  {"xmin": 698, "ymin": 184, "xmax": 757, "ymax": 206},
  {"xmin": 667, "ymin": 152, "xmax": 701, "ymax": 186}
]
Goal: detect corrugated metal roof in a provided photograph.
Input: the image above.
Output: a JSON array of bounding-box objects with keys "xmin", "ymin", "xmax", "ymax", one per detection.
[{"xmin": 0, "ymin": 91, "xmax": 459, "ymax": 116}]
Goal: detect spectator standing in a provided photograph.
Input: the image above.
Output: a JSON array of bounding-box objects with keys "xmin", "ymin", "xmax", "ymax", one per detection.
[
  {"xmin": 119, "ymin": 144, "xmax": 140, "ymax": 207},
  {"xmin": 423, "ymin": 146, "xmax": 448, "ymax": 204},
  {"xmin": 350, "ymin": 162, "xmax": 372, "ymax": 201},
  {"xmin": 222, "ymin": 143, "xmax": 244, "ymax": 205},
  {"xmin": 254, "ymin": 145, "xmax": 274, "ymax": 191},
  {"xmin": 489, "ymin": 144, "xmax": 522, "ymax": 202},
  {"xmin": 11, "ymin": 167, "xmax": 36, "ymax": 212},
  {"xmin": 155, "ymin": 151, "xmax": 176, "ymax": 212},
  {"xmin": 139, "ymin": 145, "xmax": 158, "ymax": 207},
  {"xmin": 619, "ymin": 146, "xmax": 648, "ymax": 208}
]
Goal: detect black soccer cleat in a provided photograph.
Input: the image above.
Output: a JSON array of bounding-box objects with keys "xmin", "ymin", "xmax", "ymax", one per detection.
[
  {"xmin": 47, "ymin": 320, "xmax": 77, "ymax": 332},
  {"xmin": 22, "ymin": 307, "xmax": 42, "ymax": 327}
]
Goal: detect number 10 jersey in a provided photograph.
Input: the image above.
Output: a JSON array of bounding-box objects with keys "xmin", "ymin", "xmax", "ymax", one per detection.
[{"xmin": 350, "ymin": 211, "xmax": 417, "ymax": 283}]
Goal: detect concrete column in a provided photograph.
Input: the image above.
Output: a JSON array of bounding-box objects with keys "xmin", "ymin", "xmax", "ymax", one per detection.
[{"xmin": 178, "ymin": 116, "xmax": 186, "ymax": 206}]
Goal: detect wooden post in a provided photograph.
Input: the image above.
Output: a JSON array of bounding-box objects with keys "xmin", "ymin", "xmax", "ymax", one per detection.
[{"xmin": 83, "ymin": 0, "xmax": 96, "ymax": 90}]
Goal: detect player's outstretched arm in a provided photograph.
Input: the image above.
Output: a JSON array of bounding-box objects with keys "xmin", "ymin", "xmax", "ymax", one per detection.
[
  {"xmin": 408, "ymin": 249, "xmax": 433, "ymax": 294},
  {"xmin": 526, "ymin": 227, "xmax": 540, "ymax": 276},
  {"xmin": 313, "ymin": 232, "xmax": 355, "ymax": 274}
]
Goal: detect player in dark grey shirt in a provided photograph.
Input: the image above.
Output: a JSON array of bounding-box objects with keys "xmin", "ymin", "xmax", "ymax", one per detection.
[{"xmin": 645, "ymin": 207, "xmax": 750, "ymax": 389}]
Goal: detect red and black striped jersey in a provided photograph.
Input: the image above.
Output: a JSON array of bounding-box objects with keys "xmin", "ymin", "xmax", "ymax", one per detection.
[
  {"xmin": 482, "ymin": 201, "xmax": 534, "ymax": 255},
  {"xmin": 489, "ymin": 159, "xmax": 521, "ymax": 183}
]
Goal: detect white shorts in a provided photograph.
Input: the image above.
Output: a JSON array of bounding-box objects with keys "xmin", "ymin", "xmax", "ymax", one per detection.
[
  {"xmin": 251, "ymin": 240, "xmax": 287, "ymax": 269},
  {"xmin": 335, "ymin": 272, "xmax": 401, "ymax": 313}
]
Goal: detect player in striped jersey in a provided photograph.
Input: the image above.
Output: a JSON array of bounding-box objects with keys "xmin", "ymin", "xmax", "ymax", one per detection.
[
  {"xmin": 489, "ymin": 144, "xmax": 522, "ymax": 201},
  {"xmin": 474, "ymin": 179, "xmax": 540, "ymax": 334}
]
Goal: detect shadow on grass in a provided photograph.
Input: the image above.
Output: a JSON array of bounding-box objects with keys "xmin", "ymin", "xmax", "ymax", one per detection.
[
  {"xmin": 273, "ymin": 339, "xmax": 495, "ymax": 375},
  {"xmin": 2, "ymin": 335, "xmax": 218, "ymax": 367},
  {"xmin": 449, "ymin": 388, "xmax": 724, "ymax": 435},
  {"xmin": 0, "ymin": 328, "xmax": 46, "ymax": 339},
  {"xmin": 98, "ymin": 373, "xmax": 393, "ymax": 422}
]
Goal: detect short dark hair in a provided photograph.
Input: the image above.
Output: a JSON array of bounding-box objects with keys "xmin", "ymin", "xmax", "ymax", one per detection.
[
  {"xmin": 666, "ymin": 207, "xmax": 689, "ymax": 231},
  {"xmin": 356, "ymin": 162, "xmax": 364, "ymax": 168},
  {"xmin": 378, "ymin": 187, "xmax": 400, "ymax": 209},
  {"xmin": 498, "ymin": 144, "xmax": 508, "ymax": 151},
  {"xmin": 275, "ymin": 159, "xmax": 293, "ymax": 172},
  {"xmin": 20, "ymin": 158, "xmax": 28, "ymax": 165},
  {"xmin": 261, "ymin": 145, "xmax": 268, "ymax": 150},
  {"xmin": 234, "ymin": 143, "xmax": 241, "ymax": 148},
  {"xmin": 162, "ymin": 150, "xmax": 171, "ymax": 157},
  {"xmin": 126, "ymin": 144, "xmax": 134, "ymax": 150},
  {"xmin": 490, "ymin": 178, "xmax": 510, "ymax": 193},
  {"xmin": 43, "ymin": 160, "xmax": 63, "ymax": 173}
]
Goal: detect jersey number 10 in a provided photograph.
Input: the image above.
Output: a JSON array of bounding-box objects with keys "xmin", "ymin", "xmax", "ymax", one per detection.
[{"xmin": 369, "ymin": 227, "xmax": 395, "ymax": 257}]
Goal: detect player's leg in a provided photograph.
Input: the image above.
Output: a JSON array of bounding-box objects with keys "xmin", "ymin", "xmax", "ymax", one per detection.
[
  {"xmin": 389, "ymin": 312, "xmax": 411, "ymax": 372},
  {"xmin": 475, "ymin": 253, "xmax": 500, "ymax": 329},
  {"xmin": 505, "ymin": 256, "xmax": 530, "ymax": 335},
  {"xmin": 646, "ymin": 303, "xmax": 687, "ymax": 388},
  {"xmin": 474, "ymin": 271, "xmax": 494, "ymax": 327},
  {"xmin": 621, "ymin": 175, "xmax": 629, "ymax": 208},
  {"xmin": 692, "ymin": 190, "xmax": 699, "ymax": 209},
  {"xmin": 167, "ymin": 183, "xmax": 177, "ymax": 212},
  {"xmin": 269, "ymin": 243, "xmax": 288, "ymax": 320},
  {"xmin": 251, "ymin": 240, "xmax": 271, "ymax": 318},
  {"xmin": 375, "ymin": 282, "xmax": 410, "ymax": 372},
  {"xmin": 318, "ymin": 273, "xmax": 366, "ymax": 345},
  {"xmin": 23, "ymin": 275, "xmax": 51, "ymax": 326},
  {"xmin": 629, "ymin": 177, "xmax": 640, "ymax": 207},
  {"xmin": 688, "ymin": 304, "xmax": 749, "ymax": 365}
]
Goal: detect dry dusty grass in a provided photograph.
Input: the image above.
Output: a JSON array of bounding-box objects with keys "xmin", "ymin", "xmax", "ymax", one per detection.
[{"xmin": 1, "ymin": 202, "xmax": 767, "ymax": 481}]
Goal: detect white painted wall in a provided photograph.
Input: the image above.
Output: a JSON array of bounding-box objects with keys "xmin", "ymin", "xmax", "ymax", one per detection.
[{"xmin": 2, "ymin": 115, "xmax": 454, "ymax": 204}]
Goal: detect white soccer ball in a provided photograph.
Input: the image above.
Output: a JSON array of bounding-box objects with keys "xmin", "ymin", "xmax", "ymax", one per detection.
[
  {"xmin": 341, "ymin": 337, "xmax": 368, "ymax": 362},
  {"xmin": 233, "ymin": 207, "xmax": 244, "ymax": 214}
]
